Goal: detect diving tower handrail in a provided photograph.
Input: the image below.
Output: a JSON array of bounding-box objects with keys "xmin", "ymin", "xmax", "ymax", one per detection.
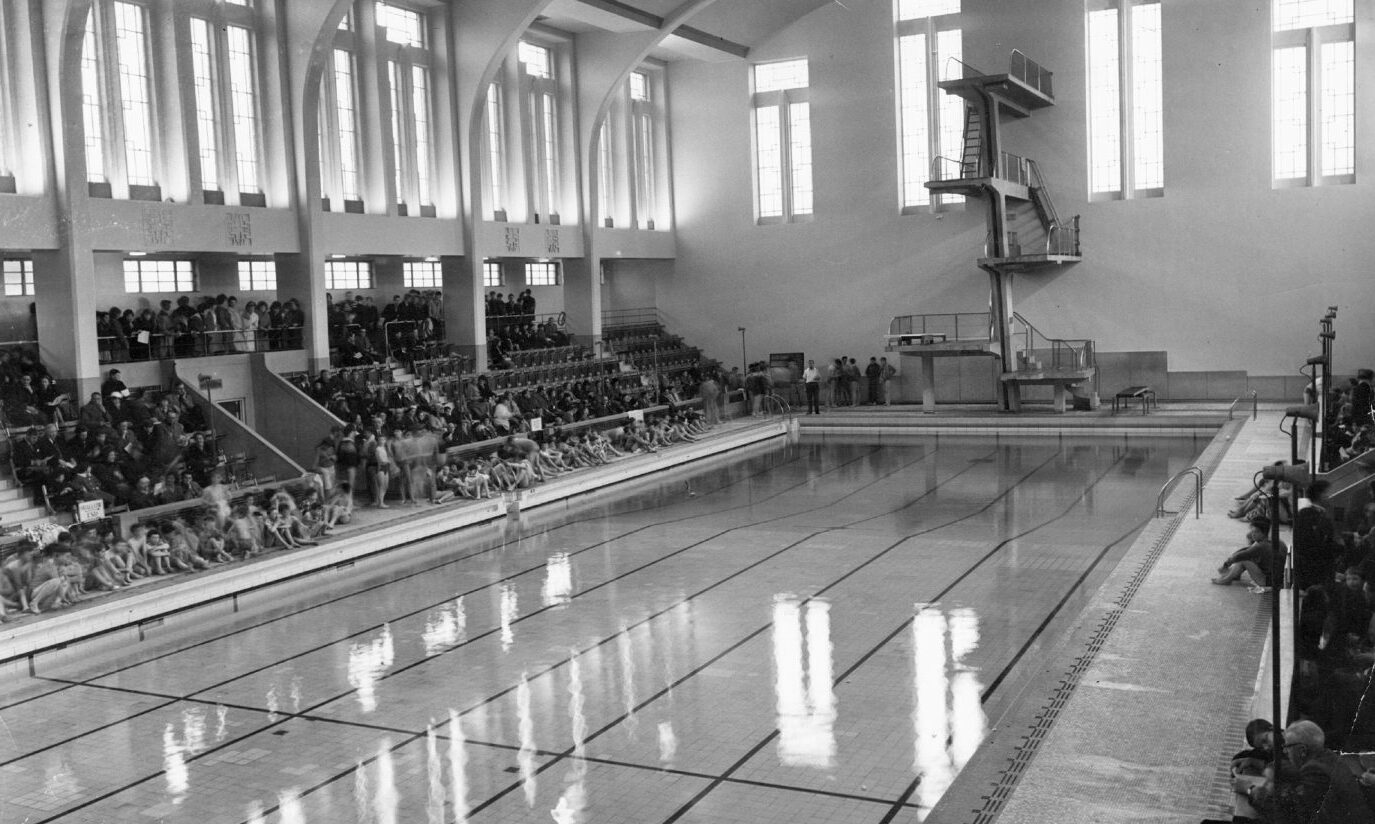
[
  {"xmin": 1009, "ymin": 50, "xmax": 1053, "ymax": 97},
  {"xmin": 1156, "ymin": 466, "xmax": 1203, "ymax": 518},
  {"xmin": 941, "ymin": 55, "xmax": 987, "ymax": 83},
  {"xmin": 1009, "ymin": 312, "xmax": 1096, "ymax": 370},
  {"xmin": 889, "ymin": 312, "xmax": 994, "ymax": 342},
  {"xmin": 1044, "ymin": 217, "xmax": 1082, "ymax": 257},
  {"xmin": 1027, "ymin": 158, "xmax": 1081, "ymax": 256},
  {"xmin": 931, "ymin": 155, "xmax": 975, "ymax": 181}
]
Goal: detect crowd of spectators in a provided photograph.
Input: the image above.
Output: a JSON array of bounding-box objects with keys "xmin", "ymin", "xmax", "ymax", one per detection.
[
  {"xmin": 10, "ymin": 373, "xmax": 224, "ymax": 515},
  {"xmin": 1219, "ymin": 368, "xmax": 1375, "ymax": 823},
  {"xmin": 0, "ymin": 478, "xmax": 347, "ymax": 620},
  {"xmin": 328, "ymin": 290, "xmax": 443, "ymax": 367},
  {"xmin": 97, "ymin": 296, "xmax": 305, "ymax": 363},
  {"xmin": 0, "ymin": 393, "xmax": 720, "ymax": 622},
  {"xmin": 310, "ymin": 405, "xmax": 713, "ymax": 511},
  {"xmin": 303, "ymin": 363, "xmax": 681, "ymax": 451}
]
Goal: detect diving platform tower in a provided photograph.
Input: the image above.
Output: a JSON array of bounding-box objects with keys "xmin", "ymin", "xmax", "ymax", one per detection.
[{"xmin": 898, "ymin": 51, "xmax": 1088, "ymax": 412}]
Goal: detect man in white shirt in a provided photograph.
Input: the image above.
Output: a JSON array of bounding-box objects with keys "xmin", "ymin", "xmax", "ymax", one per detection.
[{"xmin": 802, "ymin": 359, "xmax": 821, "ymax": 415}]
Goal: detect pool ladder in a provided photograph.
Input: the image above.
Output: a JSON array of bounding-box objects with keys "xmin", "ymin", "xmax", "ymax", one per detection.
[
  {"xmin": 760, "ymin": 395, "xmax": 793, "ymax": 420},
  {"xmin": 1156, "ymin": 466, "xmax": 1203, "ymax": 518}
]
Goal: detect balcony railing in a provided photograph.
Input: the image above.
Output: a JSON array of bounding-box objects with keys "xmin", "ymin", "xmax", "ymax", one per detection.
[
  {"xmin": 99, "ymin": 327, "xmax": 305, "ymax": 363},
  {"xmin": 1009, "ymin": 50, "xmax": 1053, "ymax": 97},
  {"xmin": 888, "ymin": 312, "xmax": 994, "ymax": 343}
]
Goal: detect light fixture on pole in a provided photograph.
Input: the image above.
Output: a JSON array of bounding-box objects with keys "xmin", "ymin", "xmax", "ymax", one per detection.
[
  {"xmin": 738, "ymin": 327, "xmax": 747, "ymax": 374},
  {"xmin": 198, "ymin": 372, "xmax": 223, "ymax": 468}
]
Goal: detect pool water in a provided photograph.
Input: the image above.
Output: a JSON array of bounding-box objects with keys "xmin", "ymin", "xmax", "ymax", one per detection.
[{"xmin": 0, "ymin": 432, "xmax": 1207, "ymax": 824}]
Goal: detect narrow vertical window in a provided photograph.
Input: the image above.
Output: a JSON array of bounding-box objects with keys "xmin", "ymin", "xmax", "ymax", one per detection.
[
  {"xmin": 597, "ymin": 121, "xmax": 614, "ymax": 226},
  {"xmin": 1271, "ymin": 0, "xmax": 1353, "ymax": 185},
  {"xmin": 1086, "ymin": 0, "xmax": 1163, "ymax": 198},
  {"xmin": 1086, "ymin": 8, "xmax": 1121, "ymax": 194},
  {"xmin": 189, "ymin": 19, "xmax": 219, "ymax": 191},
  {"xmin": 628, "ymin": 68, "xmax": 665, "ymax": 229},
  {"xmin": 187, "ymin": 2, "xmax": 263, "ymax": 200},
  {"xmin": 82, "ymin": 15, "xmax": 107, "ymax": 183},
  {"xmin": 226, "ymin": 25, "xmax": 260, "ymax": 193},
  {"xmin": 0, "ymin": 4, "xmax": 13, "ymax": 181},
  {"xmin": 334, "ymin": 49, "xmax": 360, "ymax": 200},
  {"xmin": 485, "ymin": 82, "xmax": 507, "ymax": 217},
  {"xmin": 113, "ymin": 1, "xmax": 154, "ymax": 187},
  {"xmin": 520, "ymin": 40, "xmax": 564, "ymax": 221},
  {"xmin": 895, "ymin": 1, "xmax": 961, "ymax": 210},
  {"xmin": 377, "ymin": 3, "xmax": 433, "ymax": 213},
  {"xmin": 752, "ymin": 58, "xmax": 812, "ymax": 222}
]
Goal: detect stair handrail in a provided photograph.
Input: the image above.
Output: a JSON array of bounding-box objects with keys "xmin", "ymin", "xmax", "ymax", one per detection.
[
  {"xmin": 942, "ymin": 56, "xmax": 987, "ymax": 83},
  {"xmin": 1026, "ymin": 159, "xmax": 1059, "ymax": 223},
  {"xmin": 931, "ymin": 155, "xmax": 973, "ymax": 181},
  {"xmin": 1156, "ymin": 466, "xmax": 1203, "ymax": 518},
  {"xmin": 1009, "ymin": 312, "xmax": 1096, "ymax": 371}
]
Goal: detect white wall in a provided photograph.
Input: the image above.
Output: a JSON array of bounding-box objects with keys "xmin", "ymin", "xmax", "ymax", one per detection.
[{"xmin": 664, "ymin": 0, "xmax": 1375, "ymax": 379}]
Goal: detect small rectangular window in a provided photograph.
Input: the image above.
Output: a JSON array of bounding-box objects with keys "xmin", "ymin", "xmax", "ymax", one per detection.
[
  {"xmin": 403, "ymin": 260, "xmax": 441, "ymax": 288},
  {"xmin": 237, "ymin": 260, "xmax": 277, "ymax": 291},
  {"xmin": 2, "ymin": 260, "xmax": 34, "ymax": 296},
  {"xmin": 629, "ymin": 71, "xmax": 649, "ymax": 102},
  {"xmin": 524, "ymin": 261, "xmax": 558, "ymax": 286},
  {"xmin": 375, "ymin": 2, "xmax": 425, "ymax": 47},
  {"xmin": 124, "ymin": 259, "xmax": 195, "ymax": 293},
  {"xmin": 519, "ymin": 42, "xmax": 551, "ymax": 78},
  {"xmin": 326, "ymin": 260, "xmax": 373, "ymax": 290},
  {"xmin": 483, "ymin": 261, "xmax": 503, "ymax": 288},
  {"xmin": 753, "ymin": 59, "xmax": 808, "ymax": 94},
  {"xmin": 897, "ymin": 0, "xmax": 959, "ymax": 20}
]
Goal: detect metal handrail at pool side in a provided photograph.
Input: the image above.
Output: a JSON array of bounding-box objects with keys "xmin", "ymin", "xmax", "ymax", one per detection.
[{"xmin": 1156, "ymin": 466, "xmax": 1203, "ymax": 518}]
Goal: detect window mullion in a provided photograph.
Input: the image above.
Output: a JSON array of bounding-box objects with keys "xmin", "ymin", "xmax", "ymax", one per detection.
[
  {"xmin": 98, "ymin": 4, "xmax": 131, "ymax": 193},
  {"xmin": 1306, "ymin": 26, "xmax": 1321, "ymax": 186},
  {"xmin": 215, "ymin": 22, "xmax": 242, "ymax": 196},
  {"xmin": 1118, "ymin": 2, "xmax": 1134, "ymax": 195},
  {"xmin": 778, "ymin": 96, "xmax": 793, "ymax": 219},
  {"xmin": 926, "ymin": 19, "xmax": 942, "ymax": 208}
]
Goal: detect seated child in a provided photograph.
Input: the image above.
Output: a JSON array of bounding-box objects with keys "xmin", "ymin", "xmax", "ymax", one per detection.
[
  {"xmin": 1213, "ymin": 518, "xmax": 1287, "ymax": 588},
  {"xmin": 144, "ymin": 529, "xmax": 172, "ymax": 575},
  {"xmin": 195, "ymin": 516, "xmax": 234, "ymax": 564}
]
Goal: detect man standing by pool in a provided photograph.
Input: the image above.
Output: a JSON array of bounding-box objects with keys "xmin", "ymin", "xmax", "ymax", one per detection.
[{"xmin": 803, "ymin": 360, "xmax": 821, "ymax": 415}]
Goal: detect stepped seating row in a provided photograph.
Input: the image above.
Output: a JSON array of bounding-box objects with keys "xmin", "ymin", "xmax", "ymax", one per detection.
[
  {"xmin": 602, "ymin": 322, "xmax": 664, "ymax": 343},
  {"xmin": 489, "ymin": 358, "xmax": 624, "ymax": 393},
  {"xmin": 501, "ymin": 345, "xmax": 582, "ymax": 369},
  {"xmin": 410, "ymin": 354, "xmax": 474, "ymax": 383},
  {"xmin": 611, "ymin": 334, "xmax": 686, "ymax": 357},
  {"xmin": 622, "ymin": 346, "xmax": 701, "ymax": 372}
]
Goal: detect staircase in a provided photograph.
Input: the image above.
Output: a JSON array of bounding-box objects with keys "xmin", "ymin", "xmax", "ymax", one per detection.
[
  {"xmin": 959, "ymin": 106, "xmax": 982, "ymax": 178},
  {"xmin": 0, "ymin": 476, "xmax": 50, "ymax": 526}
]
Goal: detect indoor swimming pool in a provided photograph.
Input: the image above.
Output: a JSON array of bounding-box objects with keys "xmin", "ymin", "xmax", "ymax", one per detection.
[{"xmin": 0, "ymin": 432, "xmax": 1210, "ymax": 824}]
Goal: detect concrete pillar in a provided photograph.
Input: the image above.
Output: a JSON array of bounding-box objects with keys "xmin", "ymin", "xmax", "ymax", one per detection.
[
  {"xmin": 561, "ymin": 256, "xmax": 599, "ymax": 348},
  {"xmin": 442, "ymin": 255, "xmax": 483, "ymax": 370},
  {"xmin": 275, "ymin": 251, "xmax": 329, "ymax": 373}
]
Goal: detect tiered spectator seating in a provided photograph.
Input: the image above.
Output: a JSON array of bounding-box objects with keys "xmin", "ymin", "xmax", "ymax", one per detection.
[{"xmin": 603, "ymin": 323, "xmax": 705, "ymax": 380}]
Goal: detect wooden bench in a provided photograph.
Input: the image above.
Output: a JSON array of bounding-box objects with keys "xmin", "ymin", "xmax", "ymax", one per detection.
[{"xmin": 1112, "ymin": 385, "xmax": 1158, "ymax": 415}]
